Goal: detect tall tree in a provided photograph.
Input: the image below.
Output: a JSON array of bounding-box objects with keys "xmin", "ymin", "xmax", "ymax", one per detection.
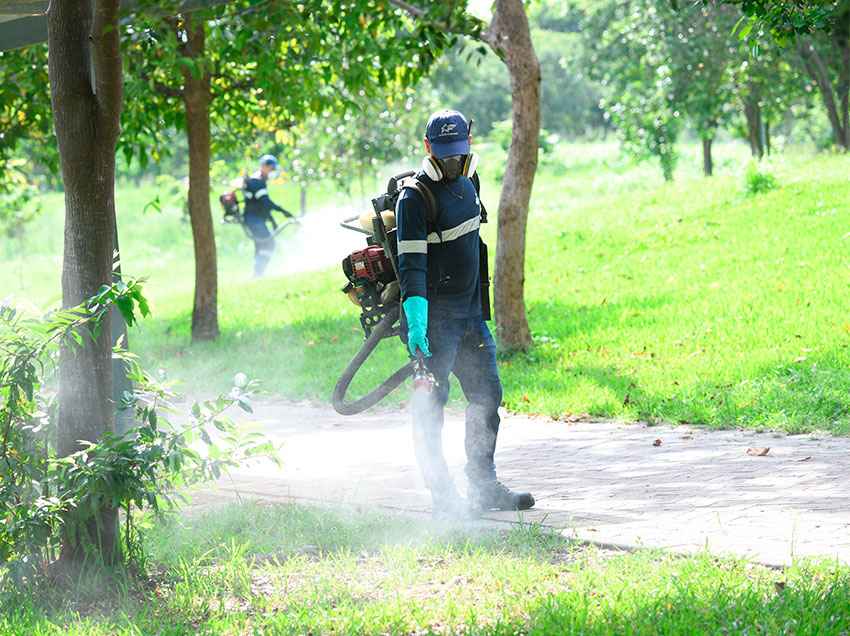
[
  {"xmin": 180, "ymin": 12, "xmax": 218, "ymax": 340},
  {"xmin": 673, "ymin": 4, "xmax": 739, "ymax": 176},
  {"xmin": 483, "ymin": 0, "xmax": 540, "ymax": 351},
  {"xmin": 585, "ymin": 0, "xmax": 682, "ymax": 181},
  {"xmin": 121, "ymin": 0, "xmax": 455, "ymax": 341},
  {"xmin": 719, "ymin": 0, "xmax": 850, "ymax": 152},
  {"xmin": 730, "ymin": 38, "xmax": 808, "ymax": 158},
  {"xmin": 47, "ymin": 0, "xmax": 123, "ymax": 564},
  {"xmin": 390, "ymin": 0, "xmax": 540, "ymax": 351},
  {"xmin": 795, "ymin": 8, "xmax": 850, "ymax": 151}
]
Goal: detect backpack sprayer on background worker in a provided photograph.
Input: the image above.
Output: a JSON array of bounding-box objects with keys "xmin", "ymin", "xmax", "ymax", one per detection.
[
  {"xmin": 219, "ymin": 188, "xmax": 299, "ymax": 238},
  {"xmin": 332, "ymin": 165, "xmax": 489, "ymax": 416}
]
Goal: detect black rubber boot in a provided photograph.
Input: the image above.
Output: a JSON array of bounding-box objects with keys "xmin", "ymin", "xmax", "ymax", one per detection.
[{"xmin": 470, "ymin": 480, "xmax": 535, "ymax": 512}]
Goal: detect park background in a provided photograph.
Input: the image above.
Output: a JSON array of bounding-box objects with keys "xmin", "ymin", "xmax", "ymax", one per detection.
[
  {"xmin": 3, "ymin": 0, "xmax": 850, "ymax": 633},
  {"xmin": 4, "ymin": 1, "xmax": 848, "ymax": 434}
]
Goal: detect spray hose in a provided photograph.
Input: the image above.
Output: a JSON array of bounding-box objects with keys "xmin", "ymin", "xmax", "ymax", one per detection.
[{"xmin": 331, "ymin": 304, "xmax": 415, "ymax": 415}]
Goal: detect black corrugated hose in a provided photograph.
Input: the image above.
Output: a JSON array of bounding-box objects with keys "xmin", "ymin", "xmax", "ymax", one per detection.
[{"xmin": 331, "ymin": 304, "xmax": 414, "ymax": 415}]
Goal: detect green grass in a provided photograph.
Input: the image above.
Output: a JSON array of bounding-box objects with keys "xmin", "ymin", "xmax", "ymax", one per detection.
[
  {"xmin": 3, "ymin": 142, "xmax": 850, "ymax": 433},
  {"xmin": 4, "ymin": 501, "xmax": 850, "ymax": 634}
]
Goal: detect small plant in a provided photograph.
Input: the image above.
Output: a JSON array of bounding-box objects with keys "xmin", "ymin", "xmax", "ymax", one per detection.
[
  {"xmin": 744, "ymin": 161, "xmax": 778, "ymax": 195},
  {"xmin": 0, "ymin": 280, "xmax": 278, "ymax": 588}
]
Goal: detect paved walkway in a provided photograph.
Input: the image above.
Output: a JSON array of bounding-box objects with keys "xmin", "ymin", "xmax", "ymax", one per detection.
[{"xmin": 198, "ymin": 400, "xmax": 850, "ymax": 566}]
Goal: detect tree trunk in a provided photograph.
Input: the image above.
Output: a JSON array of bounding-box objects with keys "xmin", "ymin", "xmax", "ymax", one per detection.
[
  {"xmin": 837, "ymin": 22, "xmax": 850, "ymax": 150},
  {"xmin": 300, "ymin": 185, "xmax": 307, "ymax": 216},
  {"xmin": 702, "ymin": 137, "xmax": 713, "ymax": 177},
  {"xmin": 743, "ymin": 96, "xmax": 764, "ymax": 159},
  {"xmin": 797, "ymin": 37, "xmax": 850, "ymax": 151},
  {"xmin": 47, "ymin": 0, "xmax": 122, "ymax": 565},
  {"xmin": 180, "ymin": 14, "xmax": 219, "ymax": 341},
  {"xmin": 764, "ymin": 121, "xmax": 771, "ymax": 157},
  {"xmin": 485, "ymin": 0, "xmax": 540, "ymax": 352}
]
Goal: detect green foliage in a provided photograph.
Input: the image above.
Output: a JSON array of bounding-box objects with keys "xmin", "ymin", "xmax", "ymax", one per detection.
[
  {"xmin": 0, "ymin": 45, "xmax": 55, "ymax": 183},
  {"xmin": 585, "ymin": 1, "xmax": 684, "ymax": 180},
  {"xmin": 534, "ymin": 28, "xmax": 605, "ymax": 138},
  {"xmin": 582, "ymin": 0, "xmax": 822, "ymax": 174},
  {"xmin": 0, "ymin": 281, "xmax": 277, "ymax": 588},
  {"xmin": 270, "ymin": 85, "xmax": 440, "ymax": 191},
  {"xmin": 430, "ymin": 9, "xmax": 603, "ymax": 138},
  {"xmin": 120, "ymin": 0, "xmax": 470, "ymax": 170},
  {"xmin": 0, "ymin": 163, "xmax": 41, "ymax": 246},
  {"xmin": 672, "ymin": 5, "xmax": 741, "ymax": 142},
  {"xmin": 0, "ymin": 1, "xmax": 477, "ymax": 194},
  {"xmin": 718, "ymin": 0, "xmax": 840, "ymax": 40},
  {"xmin": 743, "ymin": 160, "xmax": 778, "ymax": 194}
]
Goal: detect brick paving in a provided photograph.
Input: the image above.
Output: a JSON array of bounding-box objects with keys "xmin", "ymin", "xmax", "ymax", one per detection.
[{"xmin": 198, "ymin": 400, "xmax": 850, "ymax": 566}]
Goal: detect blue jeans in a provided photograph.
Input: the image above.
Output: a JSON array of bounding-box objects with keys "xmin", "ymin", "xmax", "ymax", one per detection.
[
  {"xmin": 244, "ymin": 216, "xmax": 275, "ymax": 277},
  {"xmin": 406, "ymin": 312, "xmax": 502, "ymax": 494}
]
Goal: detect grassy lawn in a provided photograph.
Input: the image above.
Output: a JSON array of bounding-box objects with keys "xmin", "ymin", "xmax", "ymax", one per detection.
[
  {"xmin": 3, "ymin": 501, "xmax": 849, "ymax": 634},
  {"xmin": 3, "ymin": 141, "xmax": 850, "ymax": 433}
]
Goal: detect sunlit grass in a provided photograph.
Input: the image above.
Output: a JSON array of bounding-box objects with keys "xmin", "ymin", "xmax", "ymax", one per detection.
[
  {"xmin": 3, "ymin": 502, "xmax": 850, "ymax": 634},
  {"xmin": 3, "ymin": 142, "xmax": 850, "ymax": 433}
]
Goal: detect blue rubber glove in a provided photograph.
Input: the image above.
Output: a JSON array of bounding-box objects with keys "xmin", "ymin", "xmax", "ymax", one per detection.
[{"xmin": 402, "ymin": 296, "xmax": 431, "ymax": 357}]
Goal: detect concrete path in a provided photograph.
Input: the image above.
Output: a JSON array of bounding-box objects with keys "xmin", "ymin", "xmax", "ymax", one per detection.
[{"xmin": 197, "ymin": 400, "xmax": 850, "ymax": 566}]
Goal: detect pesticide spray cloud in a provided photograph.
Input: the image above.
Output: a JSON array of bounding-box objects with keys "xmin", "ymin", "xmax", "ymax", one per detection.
[
  {"xmin": 264, "ymin": 204, "xmax": 366, "ymax": 278},
  {"xmin": 233, "ymin": 201, "xmax": 476, "ymax": 523}
]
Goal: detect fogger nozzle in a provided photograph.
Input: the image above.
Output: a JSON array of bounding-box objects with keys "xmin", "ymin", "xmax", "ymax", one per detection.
[{"xmin": 413, "ymin": 352, "xmax": 436, "ymax": 393}]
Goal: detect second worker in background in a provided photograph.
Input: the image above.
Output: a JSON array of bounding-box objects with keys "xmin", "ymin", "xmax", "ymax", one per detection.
[{"xmin": 243, "ymin": 154, "xmax": 294, "ymax": 277}]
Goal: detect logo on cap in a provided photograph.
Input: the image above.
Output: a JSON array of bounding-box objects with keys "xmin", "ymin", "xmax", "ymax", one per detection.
[{"xmin": 440, "ymin": 123, "xmax": 457, "ymax": 136}]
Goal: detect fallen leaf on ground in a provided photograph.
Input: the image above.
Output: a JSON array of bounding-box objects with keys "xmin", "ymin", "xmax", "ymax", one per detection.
[
  {"xmin": 796, "ymin": 456, "xmax": 812, "ymax": 462},
  {"xmin": 653, "ymin": 439, "xmax": 663, "ymax": 447},
  {"xmin": 746, "ymin": 447, "xmax": 770, "ymax": 456},
  {"xmin": 561, "ymin": 413, "xmax": 591, "ymax": 423}
]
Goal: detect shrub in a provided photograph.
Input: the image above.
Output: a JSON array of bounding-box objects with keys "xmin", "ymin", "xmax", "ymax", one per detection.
[
  {"xmin": 0, "ymin": 281, "xmax": 278, "ymax": 587},
  {"xmin": 744, "ymin": 161, "xmax": 778, "ymax": 195}
]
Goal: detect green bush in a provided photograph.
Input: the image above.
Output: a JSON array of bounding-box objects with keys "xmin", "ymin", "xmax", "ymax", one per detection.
[
  {"xmin": 0, "ymin": 282, "xmax": 278, "ymax": 588},
  {"xmin": 744, "ymin": 161, "xmax": 778, "ymax": 195}
]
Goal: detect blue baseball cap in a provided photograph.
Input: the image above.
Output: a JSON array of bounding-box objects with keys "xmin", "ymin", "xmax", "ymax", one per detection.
[
  {"xmin": 259, "ymin": 154, "xmax": 279, "ymax": 169},
  {"xmin": 425, "ymin": 110, "xmax": 470, "ymax": 159}
]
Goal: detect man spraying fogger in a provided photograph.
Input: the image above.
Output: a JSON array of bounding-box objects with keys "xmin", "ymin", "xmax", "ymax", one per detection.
[{"xmin": 396, "ymin": 109, "xmax": 535, "ymax": 518}]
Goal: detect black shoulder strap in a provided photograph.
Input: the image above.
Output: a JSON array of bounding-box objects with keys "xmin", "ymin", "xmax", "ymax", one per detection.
[
  {"xmin": 402, "ymin": 178, "xmax": 440, "ymax": 232},
  {"xmin": 401, "ymin": 173, "xmax": 485, "ymax": 231},
  {"xmin": 470, "ymin": 172, "xmax": 488, "ymax": 224}
]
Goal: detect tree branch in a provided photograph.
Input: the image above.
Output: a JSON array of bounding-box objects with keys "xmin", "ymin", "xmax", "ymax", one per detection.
[
  {"xmin": 136, "ymin": 68, "xmax": 181, "ymax": 98},
  {"xmin": 387, "ymin": 0, "xmax": 426, "ymax": 19},
  {"xmin": 386, "ymin": 0, "xmax": 485, "ymax": 40}
]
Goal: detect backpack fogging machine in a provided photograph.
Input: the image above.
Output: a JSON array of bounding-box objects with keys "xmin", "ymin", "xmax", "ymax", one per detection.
[
  {"xmin": 332, "ymin": 171, "xmax": 421, "ymax": 415},
  {"xmin": 219, "ymin": 186, "xmax": 298, "ymax": 237},
  {"xmin": 331, "ymin": 171, "xmax": 489, "ymax": 416}
]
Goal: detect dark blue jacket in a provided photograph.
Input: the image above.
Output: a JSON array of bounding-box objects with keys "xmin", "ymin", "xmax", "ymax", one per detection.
[
  {"xmin": 242, "ymin": 173, "xmax": 291, "ymax": 224},
  {"xmin": 396, "ymin": 173, "xmax": 482, "ymax": 319}
]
